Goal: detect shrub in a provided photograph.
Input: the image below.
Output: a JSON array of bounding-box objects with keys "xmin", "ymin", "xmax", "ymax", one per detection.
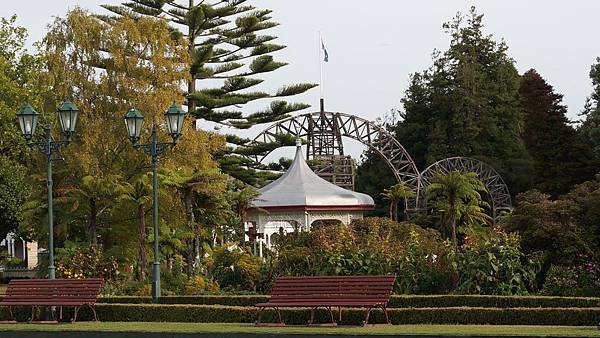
[
  {"xmin": 183, "ymin": 276, "xmax": 220, "ymax": 295},
  {"xmin": 94, "ymin": 294, "xmax": 600, "ymax": 309},
  {"xmin": 55, "ymin": 244, "xmax": 118, "ymax": 281},
  {"xmin": 455, "ymin": 226, "xmax": 538, "ymax": 295},
  {"xmin": 207, "ymin": 243, "xmax": 261, "ymax": 291},
  {"xmin": 1, "ymin": 303, "xmax": 598, "ymax": 325},
  {"xmin": 542, "ymin": 258, "xmax": 600, "ymax": 297}
]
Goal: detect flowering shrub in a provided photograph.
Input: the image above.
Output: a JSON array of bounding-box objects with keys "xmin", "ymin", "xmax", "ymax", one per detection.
[
  {"xmin": 55, "ymin": 244, "xmax": 119, "ymax": 281},
  {"xmin": 183, "ymin": 276, "xmax": 220, "ymax": 295},
  {"xmin": 542, "ymin": 254, "xmax": 600, "ymax": 296},
  {"xmin": 206, "ymin": 243, "xmax": 261, "ymax": 291},
  {"xmin": 267, "ymin": 218, "xmax": 537, "ymax": 295}
]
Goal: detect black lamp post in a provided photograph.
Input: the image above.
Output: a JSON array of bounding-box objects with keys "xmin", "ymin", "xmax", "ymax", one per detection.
[
  {"xmin": 16, "ymin": 101, "xmax": 80, "ymax": 279},
  {"xmin": 124, "ymin": 102, "xmax": 186, "ymax": 303}
]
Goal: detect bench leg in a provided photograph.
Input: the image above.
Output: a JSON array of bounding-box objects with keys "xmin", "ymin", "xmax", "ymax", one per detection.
[
  {"xmin": 8, "ymin": 306, "xmax": 14, "ymax": 321},
  {"xmin": 326, "ymin": 307, "xmax": 335, "ymax": 324},
  {"xmin": 381, "ymin": 304, "xmax": 390, "ymax": 324},
  {"xmin": 255, "ymin": 307, "xmax": 264, "ymax": 326},
  {"xmin": 363, "ymin": 306, "xmax": 373, "ymax": 326},
  {"xmin": 276, "ymin": 307, "xmax": 283, "ymax": 324},
  {"xmin": 29, "ymin": 306, "xmax": 36, "ymax": 322},
  {"xmin": 89, "ymin": 304, "xmax": 99, "ymax": 322},
  {"xmin": 73, "ymin": 306, "xmax": 80, "ymax": 323},
  {"xmin": 256, "ymin": 307, "xmax": 285, "ymax": 326}
]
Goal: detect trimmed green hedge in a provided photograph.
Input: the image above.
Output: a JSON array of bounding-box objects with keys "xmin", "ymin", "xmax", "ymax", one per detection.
[
  {"xmin": 2, "ymin": 304, "xmax": 598, "ymax": 326},
  {"xmin": 96, "ymin": 294, "xmax": 600, "ymax": 308}
]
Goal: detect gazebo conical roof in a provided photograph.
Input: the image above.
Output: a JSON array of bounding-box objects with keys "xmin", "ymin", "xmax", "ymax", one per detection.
[{"xmin": 252, "ymin": 140, "xmax": 374, "ymax": 211}]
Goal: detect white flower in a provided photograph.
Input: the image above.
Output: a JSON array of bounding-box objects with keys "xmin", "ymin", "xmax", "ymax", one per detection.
[{"xmin": 229, "ymin": 265, "xmax": 235, "ymax": 272}]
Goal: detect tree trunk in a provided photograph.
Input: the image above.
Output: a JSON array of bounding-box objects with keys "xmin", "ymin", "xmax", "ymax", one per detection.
[
  {"xmin": 388, "ymin": 202, "xmax": 394, "ymax": 221},
  {"xmin": 88, "ymin": 197, "xmax": 98, "ymax": 246},
  {"xmin": 183, "ymin": 185, "xmax": 198, "ymax": 275},
  {"xmin": 138, "ymin": 204, "xmax": 147, "ymax": 281},
  {"xmin": 188, "ymin": 0, "xmax": 197, "ymax": 129},
  {"xmin": 451, "ymin": 214, "xmax": 457, "ymax": 251}
]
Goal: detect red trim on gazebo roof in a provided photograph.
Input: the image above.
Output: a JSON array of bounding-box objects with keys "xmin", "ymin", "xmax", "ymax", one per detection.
[{"xmin": 249, "ymin": 204, "xmax": 374, "ymax": 212}]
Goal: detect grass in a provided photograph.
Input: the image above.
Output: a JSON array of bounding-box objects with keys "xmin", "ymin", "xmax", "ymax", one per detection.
[{"xmin": 0, "ymin": 323, "xmax": 598, "ymax": 336}]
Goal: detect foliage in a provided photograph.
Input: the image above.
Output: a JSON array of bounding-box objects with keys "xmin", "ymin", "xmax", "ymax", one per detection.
[
  {"xmin": 394, "ymin": 7, "xmax": 533, "ymax": 193},
  {"xmin": 95, "ymin": 294, "xmax": 600, "ymax": 308},
  {"xmin": 3, "ymin": 303, "xmax": 600, "ymax": 326},
  {"xmin": 267, "ymin": 217, "xmax": 533, "ymax": 295},
  {"xmin": 206, "ymin": 243, "xmax": 262, "ymax": 291},
  {"xmin": 355, "ymin": 153, "xmax": 397, "ymax": 217},
  {"xmin": 1, "ymin": 257, "xmax": 25, "ymax": 268},
  {"xmin": 426, "ymin": 170, "xmax": 490, "ymax": 248},
  {"xmin": 580, "ymin": 57, "xmax": 600, "ymax": 160},
  {"xmin": 0, "ymin": 16, "xmax": 40, "ymax": 240},
  {"xmin": 455, "ymin": 227, "xmax": 538, "ymax": 295},
  {"xmin": 55, "ymin": 243, "xmax": 119, "ymax": 281},
  {"xmin": 519, "ymin": 69, "xmax": 596, "ymax": 196},
  {"xmin": 101, "ymin": 0, "xmax": 317, "ymax": 184},
  {"xmin": 502, "ymin": 190, "xmax": 588, "ymax": 288},
  {"xmin": 35, "ymin": 9, "xmax": 227, "ymax": 282},
  {"xmin": 0, "ymin": 157, "xmax": 30, "ymax": 240},
  {"xmin": 0, "ymin": 15, "xmax": 42, "ymax": 160},
  {"xmin": 541, "ymin": 255, "xmax": 600, "ymax": 297},
  {"xmin": 183, "ymin": 276, "xmax": 220, "ymax": 295},
  {"xmin": 381, "ymin": 181, "xmax": 416, "ymax": 221},
  {"xmin": 563, "ymin": 175, "xmax": 600, "ymax": 254}
]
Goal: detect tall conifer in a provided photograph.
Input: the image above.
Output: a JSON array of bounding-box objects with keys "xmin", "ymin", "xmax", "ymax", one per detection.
[
  {"xmin": 101, "ymin": 1, "xmax": 316, "ymax": 184},
  {"xmin": 519, "ymin": 69, "xmax": 595, "ymax": 196},
  {"xmin": 396, "ymin": 7, "xmax": 533, "ymax": 193}
]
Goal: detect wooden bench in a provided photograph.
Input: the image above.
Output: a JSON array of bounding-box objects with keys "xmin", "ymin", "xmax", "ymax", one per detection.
[
  {"xmin": 0, "ymin": 278, "xmax": 103, "ymax": 323},
  {"xmin": 256, "ymin": 275, "xmax": 396, "ymax": 326}
]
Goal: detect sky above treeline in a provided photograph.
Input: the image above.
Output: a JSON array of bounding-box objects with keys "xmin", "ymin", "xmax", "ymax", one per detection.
[{"xmin": 4, "ymin": 0, "xmax": 600, "ymax": 160}]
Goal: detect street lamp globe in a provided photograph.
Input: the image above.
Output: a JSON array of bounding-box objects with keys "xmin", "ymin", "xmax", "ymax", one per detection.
[
  {"xmin": 124, "ymin": 108, "xmax": 144, "ymax": 144},
  {"xmin": 164, "ymin": 102, "xmax": 186, "ymax": 141},
  {"xmin": 57, "ymin": 100, "xmax": 80, "ymax": 140},
  {"xmin": 16, "ymin": 103, "xmax": 40, "ymax": 140}
]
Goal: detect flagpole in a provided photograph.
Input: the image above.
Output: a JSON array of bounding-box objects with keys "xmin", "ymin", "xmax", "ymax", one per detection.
[
  {"xmin": 319, "ymin": 32, "xmax": 323, "ymax": 98},
  {"xmin": 319, "ymin": 31, "xmax": 324, "ymax": 112}
]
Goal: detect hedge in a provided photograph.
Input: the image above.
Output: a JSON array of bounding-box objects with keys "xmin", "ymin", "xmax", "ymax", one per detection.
[
  {"xmin": 95, "ymin": 294, "xmax": 600, "ymax": 308},
  {"xmin": 1, "ymin": 304, "xmax": 598, "ymax": 326}
]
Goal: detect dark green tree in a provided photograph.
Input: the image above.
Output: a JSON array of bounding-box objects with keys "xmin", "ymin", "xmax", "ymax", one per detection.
[
  {"xmin": 519, "ymin": 69, "xmax": 596, "ymax": 196},
  {"xmin": 503, "ymin": 190, "xmax": 588, "ymax": 288},
  {"xmin": 580, "ymin": 57, "xmax": 600, "ymax": 160},
  {"xmin": 355, "ymin": 153, "xmax": 396, "ymax": 217},
  {"xmin": 395, "ymin": 7, "xmax": 533, "ymax": 193},
  {"xmin": 563, "ymin": 175, "xmax": 600, "ymax": 254},
  {"xmin": 0, "ymin": 16, "xmax": 40, "ymax": 240}
]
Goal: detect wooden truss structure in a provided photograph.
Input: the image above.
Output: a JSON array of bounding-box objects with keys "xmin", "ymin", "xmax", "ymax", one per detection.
[
  {"xmin": 420, "ymin": 157, "xmax": 512, "ymax": 220},
  {"xmin": 250, "ymin": 112, "xmax": 512, "ymax": 218}
]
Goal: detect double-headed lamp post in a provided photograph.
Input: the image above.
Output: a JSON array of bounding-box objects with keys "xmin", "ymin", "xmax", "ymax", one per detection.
[
  {"xmin": 124, "ymin": 103, "xmax": 186, "ymax": 303},
  {"xmin": 16, "ymin": 101, "xmax": 80, "ymax": 279}
]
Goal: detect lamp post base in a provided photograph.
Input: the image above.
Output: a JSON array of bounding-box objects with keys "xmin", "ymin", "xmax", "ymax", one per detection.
[{"xmin": 151, "ymin": 262, "xmax": 160, "ymax": 303}]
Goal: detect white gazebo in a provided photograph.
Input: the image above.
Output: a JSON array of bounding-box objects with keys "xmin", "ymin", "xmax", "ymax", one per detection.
[{"xmin": 247, "ymin": 139, "xmax": 374, "ymax": 251}]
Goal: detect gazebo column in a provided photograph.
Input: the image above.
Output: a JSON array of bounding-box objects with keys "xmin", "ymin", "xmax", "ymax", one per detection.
[{"xmin": 304, "ymin": 212, "xmax": 310, "ymax": 231}]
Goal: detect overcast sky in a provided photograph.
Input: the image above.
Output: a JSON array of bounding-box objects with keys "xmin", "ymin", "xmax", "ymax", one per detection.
[{"xmin": 4, "ymin": 0, "xmax": 600, "ymax": 161}]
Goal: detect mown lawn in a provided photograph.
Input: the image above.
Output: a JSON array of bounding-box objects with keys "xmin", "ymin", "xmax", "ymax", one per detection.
[{"xmin": 0, "ymin": 323, "xmax": 599, "ymax": 336}]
